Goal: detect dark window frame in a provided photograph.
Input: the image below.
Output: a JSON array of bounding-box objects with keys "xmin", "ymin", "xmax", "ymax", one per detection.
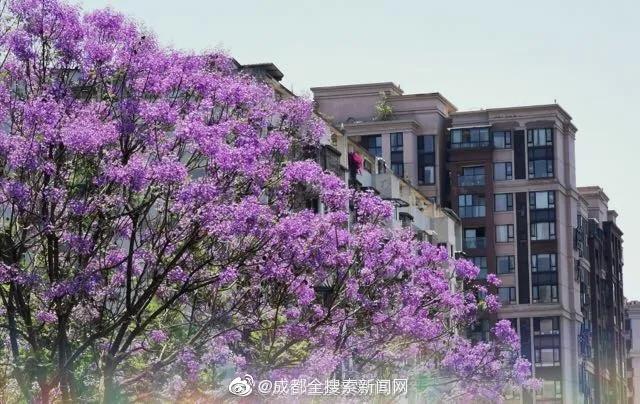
[
  {"xmin": 360, "ymin": 134, "xmax": 382, "ymax": 157},
  {"xmin": 494, "ymin": 193, "xmax": 514, "ymax": 212},
  {"xmin": 527, "ymin": 128, "xmax": 554, "ymax": 179},
  {"xmin": 493, "ymin": 130, "xmax": 512, "ymax": 149},
  {"xmin": 450, "ymin": 127, "xmax": 490, "ymax": 149},
  {"xmin": 497, "ymin": 255, "xmax": 516, "ymax": 274},
  {"xmin": 458, "ymin": 194, "xmax": 486, "ymax": 218},
  {"xmin": 390, "ymin": 132, "xmax": 404, "ymax": 178},
  {"xmin": 494, "ymin": 161, "xmax": 513, "ymax": 181},
  {"xmin": 496, "ymin": 224, "xmax": 515, "ymax": 243},
  {"xmin": 498, "ymin": 287, "xmax": 517, "ymax": 304},
  {"xmin": 417, "ymin": 135, "xmax": 436, "ymax": 185}
]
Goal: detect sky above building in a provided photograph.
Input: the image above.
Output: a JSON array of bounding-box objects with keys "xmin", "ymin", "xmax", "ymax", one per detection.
[{"xmin": 78, "ymin": 0, "xmax": 640, "ymax": 298}]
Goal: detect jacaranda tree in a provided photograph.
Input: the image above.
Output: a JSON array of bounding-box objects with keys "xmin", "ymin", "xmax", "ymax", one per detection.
[{"xmin": 0, "ymin": 0, "xmax": 537, "ymax": 402}]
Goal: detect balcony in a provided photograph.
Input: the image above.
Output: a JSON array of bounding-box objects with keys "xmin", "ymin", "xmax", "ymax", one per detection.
[
  {"xmin": 449, "ymin": 141, "xmax": 491, "ymax": 150},
  {"xmin": 458, "ymin": 206, "xmax": 486, "ymax": 218},
  {"xmin": 464, "ymin": 237, "xmax": 486, "ymax": 249},
  {"xmin": 458, "ymin": 174, "xmax": 486, "ymax": 187}
]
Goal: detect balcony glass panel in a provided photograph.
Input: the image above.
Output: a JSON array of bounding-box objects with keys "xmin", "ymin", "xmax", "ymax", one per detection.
[
  {"xmin": 464, "ymin": 237, "xmax": 486, "ymax": 249},
  {"xmin": 458, "ymin": 174, "xmax": 485, "ymax": 186}
]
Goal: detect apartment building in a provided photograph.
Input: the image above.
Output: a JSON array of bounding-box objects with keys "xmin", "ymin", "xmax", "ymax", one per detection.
[
  {"xmin": 312, "ymin": 82, "xmax": 625, "ymax": 404},
  {"xmin": 626, "ymin": 301, "xmax": 640, "ymax": 404},
  {"xmin": 239, "ymin": 63, "xmax": 462, "ymax": 260}
]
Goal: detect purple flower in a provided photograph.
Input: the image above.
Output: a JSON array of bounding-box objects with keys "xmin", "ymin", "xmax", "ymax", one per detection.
[
  {"xmin": 167, "ymin": 267, "xmax": 189, "ymax": 284},
  {"xmin": 36, "ymin": 311, "xmax": 58, "ymax": 324},
  {"xmin": 486, "ymin": 273, "xmax": 501, "ymax": 286},
  {"xmin": 493, "ymin": 319, "xmax": 519, "ymax": 349},
  {"xmin": 149, "ymin": 330, "xmax": 168, "ymax": 344}
]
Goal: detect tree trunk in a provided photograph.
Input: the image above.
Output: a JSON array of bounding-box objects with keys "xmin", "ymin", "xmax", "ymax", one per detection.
[{"xmin": 101, "ymin": 361, "xmax": 119, "ymax": 404}]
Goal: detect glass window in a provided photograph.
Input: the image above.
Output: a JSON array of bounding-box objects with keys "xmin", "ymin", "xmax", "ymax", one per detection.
[
  {"xmin": 360, "ymin": 135, "xmax": 382, "ymax": 157},
  {"xmin": 494, "ymin": 193, "xmax": 513, "ymax": 212},
  {"xmin": 530, "ymin": 191, "xmax": 555, "ymax": 209},
  {"xmin": 535, "ymin": 347, "xmax": 561, "ymax": 366},
  {"xmin": 498, "ymin": 287, "xmax": 516, "ymax": 304},
  {"xmin": 497, "ymin": 256, "xmax": 515, "ymax": 274},
  {"xmin": 527, "ymin": 128, "xmax": 554, "ymax": 179},
  {"xmin": 536, "ymin": 380, "xmax": 562, "ymax": 399},
  {"xmin": 390, "ymin": 132, "xmax": 403, "ymax": 178},
  {"xmin": 496, "ymin": 224, "xmax": 514, "ymax": 243},
  {"xmin": 390, "ymin": 132, "xmax": 403, "ymax": 151},
  {"xmin": 531, "ymin": 222, "xmax": 556, "ymax": 241},
  {"xmin": 464, "ymin": 227, "xmax": 486, "ymax": 249},
  {"xmin": 494, "ymin": 162, "xmax": 513, "ymax": 181},
  {"xmin": 534, "ymin": 317, "xmax": 560, "ymax": 335},
  {"xmin": 527, "ymin": 128, "xmax": 553, "ymax": 146},
  {"xmin": 417, "ymin": 135, "xmax": 436, "ymax": 185},
  {"xmin": 459, "ymin": 166, "xmax": 485, "ymax": 186},
  {"xmin": 493, "ymin": 131, "xmax": 512, "ymax": 149},
  {"xmin": 390, "ymin": 162, "xmax": 404, "ymax": 178},
  {"xmin": 531, "ymin": 254, "xmax": 557, "ymax": 272},
  {"xmin": 528, "ymin": 158, "xmax": 554, "ymax": 178},
  {"xmin": 533, "ymin": 317, "xmax": 561, "ymax": 367},
  {"xmin": 450, "ymin": 127, "xmax": 490, "ymax": 149},
  {"xmin": 533, "ymin": 285, "xmax": 559, "ymax": 303},
  {"xmin": 458, "ymin": 194, "xmax": 486, "ymax": 218}
]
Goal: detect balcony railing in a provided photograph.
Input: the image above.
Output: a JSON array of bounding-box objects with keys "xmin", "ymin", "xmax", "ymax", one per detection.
[
  {"xmin": 449, "ymin": 141, "xmax": 491, "ymax": 150},
  {"xmin": 464, "ymin": 237, "xmax": 486, "ymax": 249},
  {"xmin": 458, "ymin": 174, "xmax": 486, "ymax": 187},
  {"xmin": 459, "ymin": 206, "xmax": 486, "ymax": 218}
]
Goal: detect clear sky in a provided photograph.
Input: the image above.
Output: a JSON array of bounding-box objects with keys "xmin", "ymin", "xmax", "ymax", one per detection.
[{"xmin": 78, "ymin": 0, "xmax": 640, "ymax": 298}]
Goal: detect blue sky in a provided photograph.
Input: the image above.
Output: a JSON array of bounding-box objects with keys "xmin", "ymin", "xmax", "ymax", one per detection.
[{"xmin": 78, "ymin": 0, "xmax": 640, "ymax": 298}]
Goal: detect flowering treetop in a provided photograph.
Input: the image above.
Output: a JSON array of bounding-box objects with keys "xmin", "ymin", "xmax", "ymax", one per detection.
[{"xmin": 0, "ymin": 0, "xmax": 537, "ymax": 402}]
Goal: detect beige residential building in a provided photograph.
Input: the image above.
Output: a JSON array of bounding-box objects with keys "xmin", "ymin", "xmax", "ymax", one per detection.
[{"xmin": 312, "ymin": 81, "xmax": 625, "ymax": 404}]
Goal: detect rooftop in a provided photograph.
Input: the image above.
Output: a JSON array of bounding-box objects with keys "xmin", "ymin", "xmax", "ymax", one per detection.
[{"xmin": 578, "ymin": 186, "xmax": 610, "ymax": 203}]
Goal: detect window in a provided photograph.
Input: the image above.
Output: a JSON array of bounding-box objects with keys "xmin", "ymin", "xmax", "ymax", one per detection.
[
  {"xmin": 531, "ymin": 254, "xmax": 557, "ymax": 272},
  {"xmin": 531, "ymin": 222, "xmax": 556, "ymax": 241},
  {"xmin": 458, "ymin": 194, "xmax": 486, "ymax": 218},
  {"xmin": 528, "ymin": 128, "xmax": 553, "ymax": 147},
  {"xmin": 417, "ymin": 135, "xmax": 436, "ymax": 185},
  {"xmin": 494, "ymin": 162, "xmax": 512, "ymax": 181},
  {"xmin": 390, "ymin": 162, "xmax": 404, "ymax": 178},
  {"xmin": 496, "ymin": 224, "xmax": 514, "ymax": 243},
  {"xmin": 494, "ymin": 193, "xmax": 513, "ymax": 212},
  {"xmin": 464, "ymin": 227, "xmax": 486, "ymax": 249},
  {"xmin": 536, "ymin": 380, "xmax": 562, "ymax": 400},
  {"xmin": 493, "ymin": 131, "xmax": 512, "ymax": 149},
  {"xmin": 360, "ymin": 135, "xmax": 382, "ymax": 157},
  {"xmin": 529, "ymin": 191, "xmax": 555, "ymax": 209},
  {"xmin": 533, "ymin": 317, "xmax": 561, "ymax": 367},
  {"xmin": 575, "ymin": 215, "xmax": 586, "ymax": 258},
  {"xmin": 459, "ymin": 166, "xmax": 485, "ymax": 186},
  {"xmin": 390, "ymin": 132, "xmax": 403, "ymax": 151},
  {"xmin": 532, "ymin": 283, "xmax": 558, "ymax": 303},
  {"xmin": 532, "ymin": 257, "xmax": 559, "ymax": 303},
  {"xmin": 534, "ymin": 317, "xmax": 560, "ymax": 335},
  {"xmin": 450, "ymin": 127, "xmax": 490, "ymax": 149},
  {"xmin": 530, "ymin": 191, "xmax": 556, "ymax": 240},
  {"xmin": 390, "ymin": 132, "xmax": 403, "ymax": 177},
  {"xmin": 470, "ymin": 257, "xmax": 487, "ymax": 279},
  {"xmin": 497, "ymin": 256, "xmax": 515, "ymax": 274},
  {"xmin": 527, "ymin": 128, "xmax": 554, "ymax": 178},
  {"xmin": 498, "ymin": 287, "xmax": 516, "ymax": 304}
]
